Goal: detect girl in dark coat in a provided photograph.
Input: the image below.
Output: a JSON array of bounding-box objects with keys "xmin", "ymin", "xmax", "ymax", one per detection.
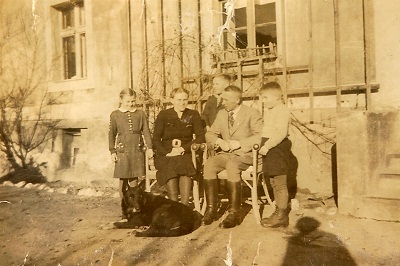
[{"xmin": 153, "ymin": 88, "xmax": 205, "ymax": 205}]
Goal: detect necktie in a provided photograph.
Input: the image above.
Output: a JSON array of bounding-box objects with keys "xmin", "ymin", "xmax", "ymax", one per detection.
[{"xmin": 229, "ymin": 111, "xmax": 235, "ymax": 127}]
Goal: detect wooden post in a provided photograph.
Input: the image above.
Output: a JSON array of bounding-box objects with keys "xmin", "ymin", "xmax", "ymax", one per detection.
[
  {"xmin": 258, "ymin": 57, "xmax": 264, "ymax": 87},
  {"xmin": 178, "ymin": 0, "xmax": 184, "ymax": 88},
  {"xmin": 308, "ymin": 0, "xmax": 314, "ymax": 123},
  {"xmin": 237, "ymin": 60, "xmax": 243, "ymax": 89},
  {"xmin": 362, "ymin": 0, "xmax": 372, "ymax": 110},
  {"xmin": 280, "ymin": 0, "xmax": 288, "ymax": 104},
  {"xmin": 127, "ymin": 0, "xmax": 133, "ymax": 89},
  {"xmin": 333, "ymin": 0, "xmax": 342, "ymax": 111},
  {"xmin": 143, "ymin": 0, "xmax": 149, "ymax": 95},
  {"xmin": 197, "ymin": 0, "xmax": 203, "ymax": 96},
  {"xmin": 160, "ymin": 0, "xmax": 166, "ymax": 98}
]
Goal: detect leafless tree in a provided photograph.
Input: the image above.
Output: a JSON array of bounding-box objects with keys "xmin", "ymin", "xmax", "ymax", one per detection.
[{"xmin": 0, "ymin": 11, "xmax": 60, "ymax": 172}]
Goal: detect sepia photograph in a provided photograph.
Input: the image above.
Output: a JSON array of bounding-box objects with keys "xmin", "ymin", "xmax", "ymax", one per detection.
[{"xmin": 0, "ymin": 0, "xmax": 399, "ymax": 265}]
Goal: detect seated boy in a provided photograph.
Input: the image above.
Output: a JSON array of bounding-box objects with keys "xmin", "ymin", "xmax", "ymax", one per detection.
[{"xmin": 259, "ymin": 82, "xmax": 298, "ymax": 228}]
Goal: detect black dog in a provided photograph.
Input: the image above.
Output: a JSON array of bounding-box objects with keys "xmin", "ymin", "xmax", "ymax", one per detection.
[{"xmin": 114, "ymin": 185, "xmax": 201, "ymax": 237}]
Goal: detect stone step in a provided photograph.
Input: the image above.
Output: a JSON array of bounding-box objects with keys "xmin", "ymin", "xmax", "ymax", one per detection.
[
  {"xmin": 380, "ymin": 167, "xmax": 400, "ymax": 177},
  {"xmin": 385, "ymin": 153, "xmax": 400, "ymax": 168},
  {"xmin": 374, "ymin": 168, "xmax": 400, "ymax": 199}
]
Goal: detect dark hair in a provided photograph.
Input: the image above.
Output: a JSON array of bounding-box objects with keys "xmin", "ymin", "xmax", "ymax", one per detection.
[
  {"xmin": 170, "ymin": 87, "xmax": 189, "ymax": 98},
  {"xmin": 119, "ymin": 88, "xmax": 136, "ymax": 99},
  {"xmin": 213, "ymin": 73, "xmax": 234, "ymax": 82},
  {"xmin": 224, "ymin": 85, "xmax": 242, "ymax": 94},
  {"xmin": 224, "ymin": 85, "xmax": 243, "ymax": 103},
  {"xmin": 260, "ymin": 82, "xmax": 283, "ymax": 95}
]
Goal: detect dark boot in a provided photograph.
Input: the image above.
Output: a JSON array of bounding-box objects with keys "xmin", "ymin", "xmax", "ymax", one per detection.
[
  {"xmin": 202, "ymin": 179, "xmax": 218, "ymax": 225},
  {"xmin": 166, "ymin": 178, "xmax": 179, "ymax": 202},
  {"xmin": 219, "ymin": 181, "xmax": 241, "ymax": 229},
  {"xmin": 261, "ymin": 207, "xmax": 289, "ymax": 228},
  {"xmin": 261, "ymin": 175, "xmax": 290, "ymax": 228},
  {"xmin": 179, "ymin": 176, "xmax": 192, "ymax": 206}
]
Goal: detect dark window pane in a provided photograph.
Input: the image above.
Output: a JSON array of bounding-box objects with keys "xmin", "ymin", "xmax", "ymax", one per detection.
[
  {"xmin": 62, "ymin": 7, "xmax": 74, "ymax": 29},
  {"xmin": 223, "ymin": 31, "xmax": 228, "ymax": 50},
  {"xmin": 255, "ymin": 3, "xmax": 276, "ymax": 24},
  {"xmin": 78, "ymin": 2, "xmax": 85, "ymax": 26},
  {"xmin": 236, "ymin": 29, "xmax": 248, "ymax": 49},
  {"xmin": 234, "ymin": 7, "xmax": 247, "ymax": 28},
  {"xmin": 255, "ymin": 24, "xmax": 277, "ymax": 47},
  {"xmin": 63, "ymin": 36, "xmax": 76, "ymax": 79},
  {"xmin": 80, "ymin": 34, "xmax": 87, "ymax": 77}
]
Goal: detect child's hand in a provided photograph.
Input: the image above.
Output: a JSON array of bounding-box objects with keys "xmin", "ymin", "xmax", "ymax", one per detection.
[
  {"xmin": 146, "ymin": 149, "xmax": 154, "ymax": 158},
  {"xmin": 111, "ymin": 153, "xmax": 118, "ymax": 162},
  {"xmin": 259, "ymin": 145, "xmax": 270, "ymax": 156},
  {"xmin": 166, "ymin": 147, "xmax": 185, "ymax": 157}
]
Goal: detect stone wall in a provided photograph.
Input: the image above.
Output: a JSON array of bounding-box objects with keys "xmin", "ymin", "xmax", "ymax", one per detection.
[{"xmin": 337, "ymin": 108, "xmax": 400, "ymax": 221}]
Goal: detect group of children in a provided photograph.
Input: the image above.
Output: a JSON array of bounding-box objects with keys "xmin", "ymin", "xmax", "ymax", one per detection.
[{"xmin": 108, "ymin": 77, "xmax": 297, "ymax": 228}]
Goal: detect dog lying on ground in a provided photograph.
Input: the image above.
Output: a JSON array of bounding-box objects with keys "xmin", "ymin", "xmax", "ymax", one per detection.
[{"xmin": 114, "ymin": 185, "xmax": 202, "ymax": 237}]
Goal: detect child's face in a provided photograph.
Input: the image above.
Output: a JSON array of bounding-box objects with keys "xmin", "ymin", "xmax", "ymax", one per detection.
[
  {"xmin": 120, "ymin": 95, "xmax": 136, "ymax": 110},
  {"xmin": 261, "ymin": 90, "xmax": 282, "ymax": 109}
]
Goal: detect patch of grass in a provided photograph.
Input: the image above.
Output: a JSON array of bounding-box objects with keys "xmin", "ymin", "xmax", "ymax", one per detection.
[{"xmin": 0, "ymin": 166, "xmax": 47, "ymax": 184}]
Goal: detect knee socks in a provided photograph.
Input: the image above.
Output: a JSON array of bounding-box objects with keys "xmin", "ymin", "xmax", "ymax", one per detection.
[
  {"xmin": 270, "ymin": 175, "xmax": 289, "ymax": 210},
  {"xmin": 166, "ymin": 178, "xmax": 179, "ymax": 202},
  {"xmin": 179, "ymin": 176, "xmax": 192, "ymax": 206}
]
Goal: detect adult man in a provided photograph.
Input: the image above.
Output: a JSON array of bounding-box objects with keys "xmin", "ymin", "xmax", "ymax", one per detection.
[
  {"xmin": 202, "ymin": 85, "xmax": 263, "ymax": 228},
  {"xmin": 201, "ymin": 74, "xmax": 233, "ymax": 130}
]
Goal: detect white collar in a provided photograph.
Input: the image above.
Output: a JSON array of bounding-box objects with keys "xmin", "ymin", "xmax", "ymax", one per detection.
[{"xmin": 118, "ymin": 107, "xmax": 137, "ymax": 113}]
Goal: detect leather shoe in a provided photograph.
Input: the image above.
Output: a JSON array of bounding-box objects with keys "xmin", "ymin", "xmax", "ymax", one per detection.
[{"xmin": 219, "ymin": 212, "xmax": 240, "ymax": 228}]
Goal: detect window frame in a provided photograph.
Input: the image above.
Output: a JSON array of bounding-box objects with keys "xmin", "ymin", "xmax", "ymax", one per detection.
[
  {"xmin": 57, "ymin": 1, "xmax": 87, "ymax": 80},
  {"xmin": 220, "ymin": 0, "xmax": 281, "ymax": 53}
]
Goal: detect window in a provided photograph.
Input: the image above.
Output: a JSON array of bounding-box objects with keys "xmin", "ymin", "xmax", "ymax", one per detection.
[
  {"xmin": 222, "ymin": 0, "xmax": 278, "ymax": 51},
  {"xmin": 61, "ymin": 128, "xmax": 81, "ymax": 168},
  {"xmin": 55, "ymin": 1, "xmax": 86, "ymax": 80},
  {"xmin": 254, "ymin": 2, "xmax": 277, "ymax": 47}
]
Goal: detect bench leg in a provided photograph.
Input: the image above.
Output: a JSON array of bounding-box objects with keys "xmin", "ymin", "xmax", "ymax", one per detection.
[
  {"xmin": 251, "ymin": 185, "xmax": 261, "ymax": 224},
  {"xmin": 145, "ymin": 177, "xmax": 151, "ymax": 192},
  {"xmin": 193, "ymin": 180, "xmax": 201, "ymax": 212},
  {"xmin": 261, "ymin": 175, "xmax": 275, "ymax": 207}
]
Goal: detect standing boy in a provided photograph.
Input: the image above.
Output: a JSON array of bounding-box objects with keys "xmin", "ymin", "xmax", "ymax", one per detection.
[
  {"xmin": 259, "ymin": 82, "xmax": 298, "ymax": 228},
  {"xmin": 201, "ymin": 74, "xmax": 233, "ymax": 130}
]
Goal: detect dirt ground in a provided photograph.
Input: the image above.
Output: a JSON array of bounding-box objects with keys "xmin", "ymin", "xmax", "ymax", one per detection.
[{"xmin": 1, "ymin": 182, "xmax": 400, "ymax": 266}]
